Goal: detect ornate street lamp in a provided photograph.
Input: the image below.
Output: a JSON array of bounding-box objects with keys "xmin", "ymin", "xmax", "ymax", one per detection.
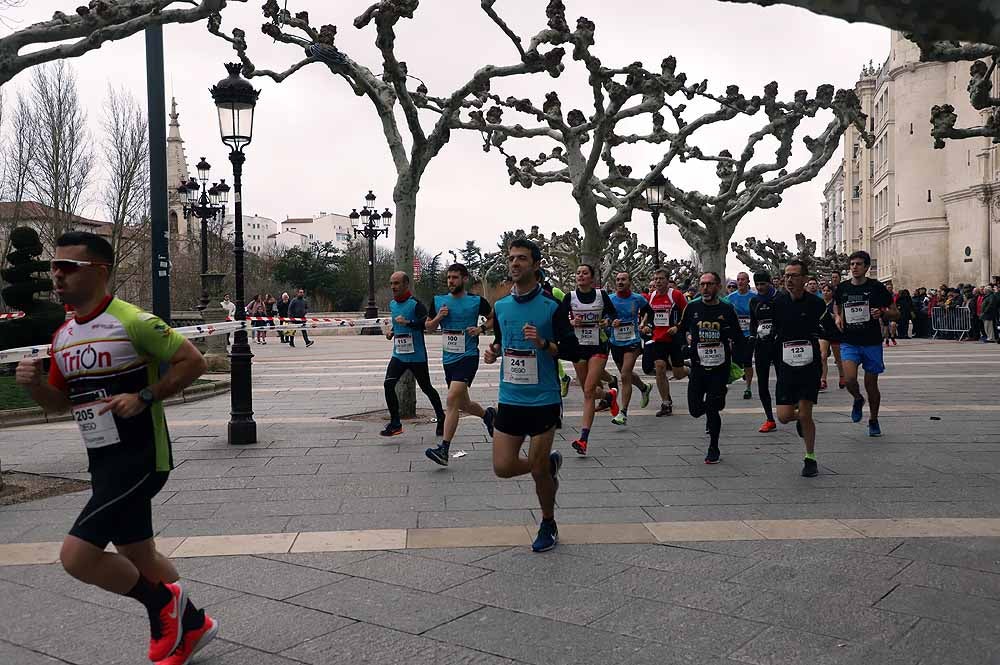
[
  {"xmin": 644, "ymin": 167, "xmax": 667, "ymax": 269},
  {"xmin": 351, "ymin": 190, "xmax": 393, "ymax": 320},
  {"xmin": 212, "ymin": 62, "xmax": 259, "ymax": 446},
  {"xmin": 179, "ymin": 159, "xmax": 226, "ymax": 311}
]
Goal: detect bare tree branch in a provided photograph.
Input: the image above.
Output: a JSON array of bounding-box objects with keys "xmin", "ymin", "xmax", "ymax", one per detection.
[{"xmin": 0, "ymin": 0, "xmax": 236, "ymax": 87}]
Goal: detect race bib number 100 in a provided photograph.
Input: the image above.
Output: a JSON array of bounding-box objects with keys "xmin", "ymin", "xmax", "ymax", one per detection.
[
  {"xmin": 503, "ymin": 348, "xmax": 538, "ymax": 384},
  {"xmin": 442, "ymin": 330, "xmax": 464, "ymax": 354}
]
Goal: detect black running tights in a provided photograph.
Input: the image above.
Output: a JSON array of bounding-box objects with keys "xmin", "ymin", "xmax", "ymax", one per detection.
[
  {"xmin": 688, "ymin": 368, "xmax": 728, "ymax": 447},
  {"xmin": 755, "ymin": 349, "xmax": 776, "ymax": 422},
  {"xmin": 384, "ymin": 357, "xmax": 444, "ymax": 424}
]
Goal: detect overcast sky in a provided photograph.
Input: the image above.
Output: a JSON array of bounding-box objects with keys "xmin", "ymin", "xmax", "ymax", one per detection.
[{"xmin": 1, "ymin": 0, "xmax": 888, "ymax": 271}]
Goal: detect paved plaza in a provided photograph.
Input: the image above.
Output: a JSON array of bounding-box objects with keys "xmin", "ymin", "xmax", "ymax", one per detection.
[{"xmin": 2, "ymin": 335, "xmax": 1000, "ymax": 664}]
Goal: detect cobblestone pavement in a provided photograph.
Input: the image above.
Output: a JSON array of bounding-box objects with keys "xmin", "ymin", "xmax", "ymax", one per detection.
[{"xmin": 1, "ymin": 336, "xmax": 999, "ymax": 664}]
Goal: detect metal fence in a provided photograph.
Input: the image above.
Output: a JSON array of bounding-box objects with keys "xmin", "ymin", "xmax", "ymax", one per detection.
[{"xmin": 931, "ymin": 306, "xmax": 972, "ymax": 341}]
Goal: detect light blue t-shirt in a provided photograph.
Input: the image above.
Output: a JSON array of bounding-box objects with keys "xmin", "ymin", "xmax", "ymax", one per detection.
[{"xmin": 728, "ymin": 289, "xmax": 756, "ymax": 338}]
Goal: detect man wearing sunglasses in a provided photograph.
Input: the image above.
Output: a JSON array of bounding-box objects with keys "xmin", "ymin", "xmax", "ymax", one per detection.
[
  {"xmin": 667, "ymin": 272, "xmax": 747, "ymax": 464},
  {"xmin": 15, "ymin": 232, "xmax": 217, "ymax": 664}
]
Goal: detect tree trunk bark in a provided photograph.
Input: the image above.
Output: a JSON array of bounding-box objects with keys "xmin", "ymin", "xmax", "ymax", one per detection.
[
  {"xmin": 393, "ymin": 180, "xmax": 418, "ymax": 419},
  {"xmin": 698, "ymin": 238, "xmax": 729, "ymax": 277},
  {"xmin": 576, "ymin": 199, "xmax": 606, "ymax": 281}
]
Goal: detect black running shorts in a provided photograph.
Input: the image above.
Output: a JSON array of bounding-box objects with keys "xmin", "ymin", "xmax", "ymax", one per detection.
[
  {"xmin": 648, "ymin": 340, "xmax": 685, "ymax": 368},
  {"xmin": 444, "ymin": 355, "xmax": 479, "ymax": 386},
  {"xmin": 69, "ymin": 469, "xmax": 169, "ymax": 549},
  {"xmin": 610, "ymin": 343, "xmax": 643, "ymax": 367},
  {"xmin": 494, "ymin": 403, "xmax": 562, "ymax": 438},
  {"xmin": 775, "ymin": 365, "xmax": 821, "ymax": 406}
]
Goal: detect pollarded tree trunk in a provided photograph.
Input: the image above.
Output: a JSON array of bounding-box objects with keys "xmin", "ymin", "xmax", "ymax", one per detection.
[
  {"xmin": 698, "ymin": 241, "xmax": 729, "ymax": 278},
  {"xmin": 393, "ymin": 181, "xmax": 418, "ymax": 418}
]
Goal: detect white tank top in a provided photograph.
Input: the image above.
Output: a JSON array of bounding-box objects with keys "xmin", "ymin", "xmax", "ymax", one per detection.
[{"xmin": 570, "ymin": 288, "xmax": 605, "ymax": 325}]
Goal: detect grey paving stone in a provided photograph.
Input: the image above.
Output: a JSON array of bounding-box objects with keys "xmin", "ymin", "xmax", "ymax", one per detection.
[
  {"xmin": 289, "ymin": 576, "xmax": 481, "ymax": 635},
  {"xmin": 158, "ymin": 516, "xmax": 292, "ymax": 537},
  {"xmin": 890, "ymin": 559, "xmax": 1000, "ymax": 600},
  {"xmin": 890, "ymin": 618, "xmax": 1000, "ymax": 665},
  {"xmin": 416, "ymin": 509, "xmax": 535, "ymax": 528},
  {"xmin": 25, "ymin": 612, "xmax": 240, "ymax": 665},
  {"xmin": 735, "ymin": 588, "xmax": 918, "ymax": 642},
  {"xmin": 425, "ymin": 606, "xmax": 647, "ymax": 665},
  {"xmin": 530, "ymin": 507, "xmax": 653, "ymax": 524},
  {"xmin": 266, "ymin": 482, "xmax": 410, "ymax": 499},
  {"xmin": 595, "ymin": 566, "xmax": 757, "ymax": 614},
  {"xmin": 331, "ymin": 552, "xmax": 489, "ymax": 592},
  {"xmin": 444, "ymin": 494, "xmax": 543, "ymax": 511},
  {"xmin": 285, "ymin": 511, "xmax": 418, "ymax": 532},
  {"xmin": 165, "ymin": 488, "xmax": 275, "ymax": 505},
  {"xmin": 876, "ymin": 583, "xmax": 1000, "ymax": 631},
  {"xmin": 258, "ymin": 550, "xmax": 383, "ymax": 570},
  {"xmin": 338, "ymin": 496, "xmax": 445, "ymax": 513},
  {"xmin": 180, "ymin": 554, "xmax": 346, "ymax": 600},
  {"xmin": 473, "ymin": 548, "xmax": 630, "ymax": 586},
  {"xmin": 0, "ymin": 585, "xmax": 122, "ymax": 647},
  {"xmin": 200, "ymin": 647, "xmax": 308, "ymax": 665},
  {"xmin": 407, "ymin": 481, "xmax": 526, "ymax": 497},
  {"xmin": 204, "ymin": 594, "xmax": 353, "ymax": 653},
  {"xmin": 282, "ymin": 621, "xmax": 517, "ymax": 665},
  {"xmin": 888, "ymin": 537, "xmax": 1000, "ymax": 574},
  {"xmin": 0, "ymin": 640, "xmax": 69, "ymax": 664},
  {"xmin": 214, "ymin": 499, "xmax": 344, "ymax": 518},
  {"xmin": 728, "ymin": 625, "xmax": 913, "ymax": 665},
  {"xmin": 728, "ymin": 558, "xmax": 905, "ymax": 604},
  {"xmin": 443, "ymin": 570, "xmax": 629, "ymax": 625},
  {"xmin": 606, "ymin": 478, "xmax": 717, "ymax": 492},
  {"xmin": 591, "ymin": 597, "xmax": 766, "ymax": 655},
  {"xmin": 397, "ymin": 546, "xmax": 512, "ymax": 565},
  {"xmin": 618, "ymin": 643, "xmax": 744, "ymax": 665}
]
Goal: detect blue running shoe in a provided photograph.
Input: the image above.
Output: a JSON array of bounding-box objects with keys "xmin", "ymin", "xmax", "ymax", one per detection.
[
  {"xmin": 549, "ymin": 450, "xmax": 562, "ymax": 495},
  {"xmin": 867, "ymin": 419, "xmax": 882, "ymax": 437},
  {"xmin": 482, "ymin": 406, "xmax": 496, "ymax": 438},
  {"xmin": 532, "ymin": 519, "xmax": 558, "ymax": 552},
  {"xmin": 425, "ymin": 443, "xmax": 449, "ymax": 466},
  {"xmin": 851, "ymin": 397, "xmax": 865, "ymax": 423}
]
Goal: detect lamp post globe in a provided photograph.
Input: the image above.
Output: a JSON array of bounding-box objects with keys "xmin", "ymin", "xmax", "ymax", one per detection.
[
  {"xmin": 644, "ymin": 168, "xmax": 667, "ymax": 269},
  {"xmin": 352, "ymin": 192, "xmax": 393, "ymax": 323},
  {"xmin": 211, "ymin": 62, "xmax": 260, "ymax": 446}
]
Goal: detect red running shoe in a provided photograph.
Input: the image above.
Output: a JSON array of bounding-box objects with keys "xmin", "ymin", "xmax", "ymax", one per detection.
[
  {"xmin": 572, "ymin": 439, "xmax": 588, "ymax": 456},
  {"xmin": 607, "ymin": 387, "xmax": 620, "ymax": 417},
  {"xmin": 149, "ymin": 583, "xmax": 186, "ymax": 662},
  {"xmin": 758, "ymin": 420, "xmax": 777, "ymax": 433},
  {"xmin": 156, "ymin": 613, "xmax": 219, "ymax": 665}
]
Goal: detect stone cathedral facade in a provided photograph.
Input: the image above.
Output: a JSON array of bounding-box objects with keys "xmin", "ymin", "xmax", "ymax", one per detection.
[{"xmin": 823, "ymin": 31, "xmax": 1000, "ymax": 288}]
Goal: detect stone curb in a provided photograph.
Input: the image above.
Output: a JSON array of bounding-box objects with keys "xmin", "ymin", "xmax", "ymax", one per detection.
[{"xmin": 0, "ymin": 378, "xmax": 232, "ymax": 429}]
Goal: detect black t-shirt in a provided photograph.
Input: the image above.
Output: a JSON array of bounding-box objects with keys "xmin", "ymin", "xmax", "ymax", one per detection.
[
  {"xmin": 771, "ymin": 291, "xmax": 826, "ymax": 372},
  {"xmin": 676, "ymin": 300, "xmax": 747, "ymax": 373},
  {"xmin": 835, "ymin": 278, "xmax": 892, "ymax": 346}
]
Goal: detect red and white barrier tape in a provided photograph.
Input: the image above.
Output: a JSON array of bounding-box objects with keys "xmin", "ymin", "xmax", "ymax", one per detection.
[
  {"xmin": 0, "ymin": 312, "xmax": 25, "ymax": 320},
  {"xmin": 0, "ymin": 316, "xmax": 391, "ymax": 364}
]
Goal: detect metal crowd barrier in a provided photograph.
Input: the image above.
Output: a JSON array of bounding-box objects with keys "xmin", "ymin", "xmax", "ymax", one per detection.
[{"xmin": 931, "ymin": 306, "xmax": 972, "ymax": 341}]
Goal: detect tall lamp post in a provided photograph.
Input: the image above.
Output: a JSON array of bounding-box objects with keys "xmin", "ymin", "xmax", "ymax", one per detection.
[
  {"xmin": 178, "ymin": 163, "xmax": 229, "ymax": 310},
  {"xmin": 644, "ymin": 168, "xmax": 667, "ymax": 269},
  {"xmin": 349, "ymin": 190, "xmax": 393, "ymax": 320},
  {"xmin": 211, "ymin": 63, "xmax": 259, "ymax": 446}
]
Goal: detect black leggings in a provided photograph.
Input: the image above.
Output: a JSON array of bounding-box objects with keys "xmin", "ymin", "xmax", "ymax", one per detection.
[
  {"xmin": 688, "ymin": 368, "xmax": 728, "ymax": 447},
  {"xmin": 384, "ymin": 357, "xmax": 444, "ymax": 424},
  {"xmin": 755, "ymin": 348, "xmax": 776, "ymax": 422}
]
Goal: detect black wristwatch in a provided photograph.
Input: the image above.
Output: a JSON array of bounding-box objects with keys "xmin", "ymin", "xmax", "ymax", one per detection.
[{"xmin": 139, "ymin": 388, "xmax": 155, "ymax": 406}]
